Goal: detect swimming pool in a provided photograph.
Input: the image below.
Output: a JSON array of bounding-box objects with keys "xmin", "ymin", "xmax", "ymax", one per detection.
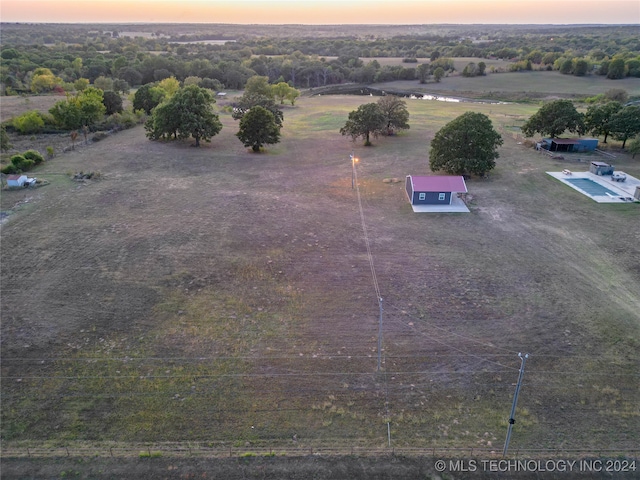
[{"xmin": 565, "ymin": 178, "xmax": 620, "ymax": 197}]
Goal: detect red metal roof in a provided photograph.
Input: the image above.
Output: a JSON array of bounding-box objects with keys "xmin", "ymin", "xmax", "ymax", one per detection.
[
  {"xmin": 6, "ymin": 174, "xmax": 24, "ymax": 180},
  {"xmin": 410, "ymin": 176, "xmax": 468, "ymax": 193}
]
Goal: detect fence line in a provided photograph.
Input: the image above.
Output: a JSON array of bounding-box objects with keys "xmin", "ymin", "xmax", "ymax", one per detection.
[
  {"xmin": 595, "ymin": 148, "xmax": 617, "ymax": 159},
  {"xmin": 2, "ymin": 444, "xmax": 638, "ymax": 460}
]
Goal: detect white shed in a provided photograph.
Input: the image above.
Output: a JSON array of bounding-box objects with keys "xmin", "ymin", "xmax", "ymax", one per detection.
[{"xmin": 7, "ymin": 174, "xmax": 27, "ymax": 187}]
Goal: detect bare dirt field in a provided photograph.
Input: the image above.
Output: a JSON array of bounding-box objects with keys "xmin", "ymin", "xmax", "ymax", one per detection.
[
  {"xmin": 1, "ymin": 95, "xmax": 639, "ymax": 473},
  {"xmin": 0, "ymin": 95, "xmax": 66, "ymax": 123}
]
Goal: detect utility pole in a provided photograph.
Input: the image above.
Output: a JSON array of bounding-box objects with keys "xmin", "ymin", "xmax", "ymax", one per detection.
[
  {"xmin": 377, "ymin": 297, "xmax": 383, "ymax": 372},
  {"xmin": 503, "ymin": 352, "xmax": 529, "ymax": 457}
]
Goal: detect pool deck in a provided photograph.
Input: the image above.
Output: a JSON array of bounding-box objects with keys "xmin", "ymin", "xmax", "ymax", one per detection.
[{"xmin": 547, "ymin": 170, "xmax": 640, "ymax": 203}]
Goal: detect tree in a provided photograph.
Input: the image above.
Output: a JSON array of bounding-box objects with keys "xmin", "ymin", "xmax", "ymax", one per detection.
[
  {"xmin": 416, "ymin": 64, "xmax": 429, "ymax": 84},
  {"xmin": 74, "ymin": 78, "xmax": 90, "ymax": 92},
  {"xmin": 132, "ymin": 83, "xmax": 165, "ymax": 114},
  {"xmin": 30, "ymin": 67, "xmax": 62, "ymax": 93},
  {"xmin": 236, "ymin": 106, "xmax": 281, "ymax": 152},
  {"xmin": 50, "ymin": 100, "xmax": 82, "ymax": 130},
  {"xmin": 93, "ymin": 76, "xmax": 113, "ymax": 92},
  {"xmin": 609, "ymin": 106, "xmax": 640, "ymax": 148},
  {"xmin": 232, "ymin": 92, "xmax": 283, "ymax": 126},
  {"xmin": 627, "ymin": 135, "xmax": 640, "ymax": 159},
  {"xmin": 0, "ymin": 125, "xmax": 12, "ymax": 152},
  {"xmin": 76, "ymin": 87, "xmax": 106, "ymax": 127},
  {"xmin": 584, "ymin": 101, "xmax": 622, "ymax": 143},
  {"xmin": 272, "ymin": 82, "xmax": 298, "ymax": 105},
  {"xmin": 477, "ymin": 62, "xmax": 487, "ymax": 76},
  {"xmin": 521, "ymin": 100, "xmax": 585, "ymax": 138},
  {"xmin": 102, "ymin": 91, "xmax": 123, "ymax": 115},
  {"xmin": 462, "ymin": 62, "xmax": 478, "ymax": 77},
  {"xmin": 559, "ymin": 58, "xmax": 574, "ymax": 74},
  {"xmin": 573, "ymin": 58, "xmax": 590, "ymax": 76},
  {"xmin": 145, "ymin": 100, "xmax": 180, "ymax": 141},
  {"xmin": 376, "ymin": 96, "xmax": 410, "ymax": 135},
  {"xmin": 285, "ymin": 87, "xmax": 300, "ymax": 106},
  {"xmin": 113, "ymin": 79, "xmax": 130, "ymax": 95},
  {"xmin": 433, "ymin": 67, "xmax": 445, "ymax": 83},
  {"xmin": 146, "ymin": 84, "xmax": 222, "ymax": 147},
  {"xmin": 117, "ymin": 67, "xmax": 143, "ymax": 87},
  {"xmin": 429, "ymin": 112, "xmax": 503, "ymax": 176},
  {"xmin": 157, "ymin": 76, "xmax": 180, "ymax": 98},
  {"xmin": 340, "ymin": 103, "xmax": 386, "ymax": 146},
  {"xmin": 49, "ymin": 88, "xmax": 105, "ymax": 130},
  {"xmin": 244, "ymin": 75, "xmax": 273, "ymax": 98},
  {"xmin": 607, "ymin": 58, "xmax": 626, "ymax": 79}
]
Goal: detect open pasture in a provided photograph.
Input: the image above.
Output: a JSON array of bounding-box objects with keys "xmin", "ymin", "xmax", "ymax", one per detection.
[
  {"xmin": 379, "ymin": 70, "xmax": 640, "ymax": 100},
  {"xmin": 1, "ymin": 95, "xmax": 639, "ymax": 455}
]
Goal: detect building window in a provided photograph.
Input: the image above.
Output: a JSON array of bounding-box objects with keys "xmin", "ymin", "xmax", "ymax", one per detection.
[
  {"xmin": 418, "ymin": 193, "xmax": 426, "ymax": 200},
  {"xmin": 438, "ymin": 193, "xmax": 446, "ymax": 201}
]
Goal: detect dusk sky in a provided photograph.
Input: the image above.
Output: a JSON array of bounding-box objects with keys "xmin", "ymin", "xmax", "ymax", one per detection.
[{"xmin": 1, "ymin": 0, "xmax": 638, "ymax": 24}]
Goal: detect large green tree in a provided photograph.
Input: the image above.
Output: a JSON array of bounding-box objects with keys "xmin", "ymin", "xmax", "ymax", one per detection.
[
  {"xmin": 102, "ymin": 90, "xmax": 123, "ymax": 115},
  {"xmin": 609, "ymin": 105, "xmax": 640, "ymax": 148},
  {"xmin": 340, "ymin": 103, "xmax": 386, "ymax": 146},
  {"xmin": 584, "ymin": 101, "xmax": 622, "ymax": 143},
  {"xmin": 521, "ymin": 100, "xmax": 585, "ymax": 138},
  {"xmin": 232, "ymin": 92, "xmax": 284, "ymax": 127},
  {"xmin": 376, "ymin": 95, "xmax": 410, "ymax": 135},
  {"xmin": 146, "ymin": 84, "xmax": 222, "ymax": 147},
  {"xmin": 271, "ymin": 82, "xmax": 300, "ymax": 105},
  {"xmin": 429, "ymin": 112, "xmax": 503, "ymax": 176},
  {"xmin": 132, "ymin": 83, "xmax": 165, "ymax": 114},
  {"xmin": 243, "ymin": 75, "xmax": 273, "ymax": 98},
  {"xmin": 236, "ymin": 105, "xmax": 281, "ymax": 152},
  {"xmin": 49, "ymin": 87, "xmax": 106, "ymax": 130}
]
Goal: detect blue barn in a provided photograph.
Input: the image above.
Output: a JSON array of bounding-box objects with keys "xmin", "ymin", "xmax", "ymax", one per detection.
[{"xmin": 539, "ymin": 137, "xmax": 599, "ymax": 153}]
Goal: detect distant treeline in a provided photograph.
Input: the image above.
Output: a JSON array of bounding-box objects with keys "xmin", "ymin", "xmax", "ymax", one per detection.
[{"xmin": 1, "ymin": 23, "xmax": 639, "ymax": 95}]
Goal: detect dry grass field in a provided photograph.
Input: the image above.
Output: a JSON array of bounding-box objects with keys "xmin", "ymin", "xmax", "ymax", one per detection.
[{"xmin": 1, "ymin": 93, "xmax": 639, "ymax": 473}]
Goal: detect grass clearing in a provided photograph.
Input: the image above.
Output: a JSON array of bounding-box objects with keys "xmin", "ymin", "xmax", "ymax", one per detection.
[
  {"xmin": 1, "ymin": 94, "xmax": 639, "ymax": 455},
  {"xmin": 377, "ymin": 70, "xmax": 640, "ymax": 100}
]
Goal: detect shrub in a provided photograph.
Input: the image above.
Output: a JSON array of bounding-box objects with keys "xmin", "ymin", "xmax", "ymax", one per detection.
[
  {"xmin": 138, "ymin": 451, "xmax": 162, "ymax": 458},
  {"xmin": 92, "ymin": 132, "xmax": 108, "ymax": 142},
  {"xmin": 1, "ymin": 163, "xmax": 19, "ymax": 174},
  {"xmin": 13, "ymin": 111, "xmax": 44, "ymax": 134},
  {"xmin": 10, "ymin": 154, "xmax": 35, "ymax": 172},
  {"xmin": 46, "ymin": 146, "xmax": 54, "ymax": 158},
  {"xmin": 103, "ymin": 109, "xmax": 142, "ymax": 130},
  {"xmin": 22, "ymin": 149, "xmax": 45, "ymax": 165}
]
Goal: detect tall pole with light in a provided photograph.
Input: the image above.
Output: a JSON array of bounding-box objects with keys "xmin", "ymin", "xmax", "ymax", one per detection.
[{"xmin": 350, "ymin": 152, "xmax": 358, "ymax": 189}]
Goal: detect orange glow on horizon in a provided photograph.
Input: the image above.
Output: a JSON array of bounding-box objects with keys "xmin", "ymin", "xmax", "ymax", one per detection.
[{"xmin": 1, "ymin": 0, "xmax": 638, "ymax": 24}]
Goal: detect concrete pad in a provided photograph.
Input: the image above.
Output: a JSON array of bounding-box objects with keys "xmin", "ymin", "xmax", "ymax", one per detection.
[{"xmin": 547, "ymin": 171, "xmax": 640, "ymax": 203}]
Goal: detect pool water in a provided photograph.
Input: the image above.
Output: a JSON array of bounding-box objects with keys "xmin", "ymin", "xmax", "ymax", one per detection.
[{"xmin": 565, "ymin": 178, "xmax": 620, "ymax": 197}]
